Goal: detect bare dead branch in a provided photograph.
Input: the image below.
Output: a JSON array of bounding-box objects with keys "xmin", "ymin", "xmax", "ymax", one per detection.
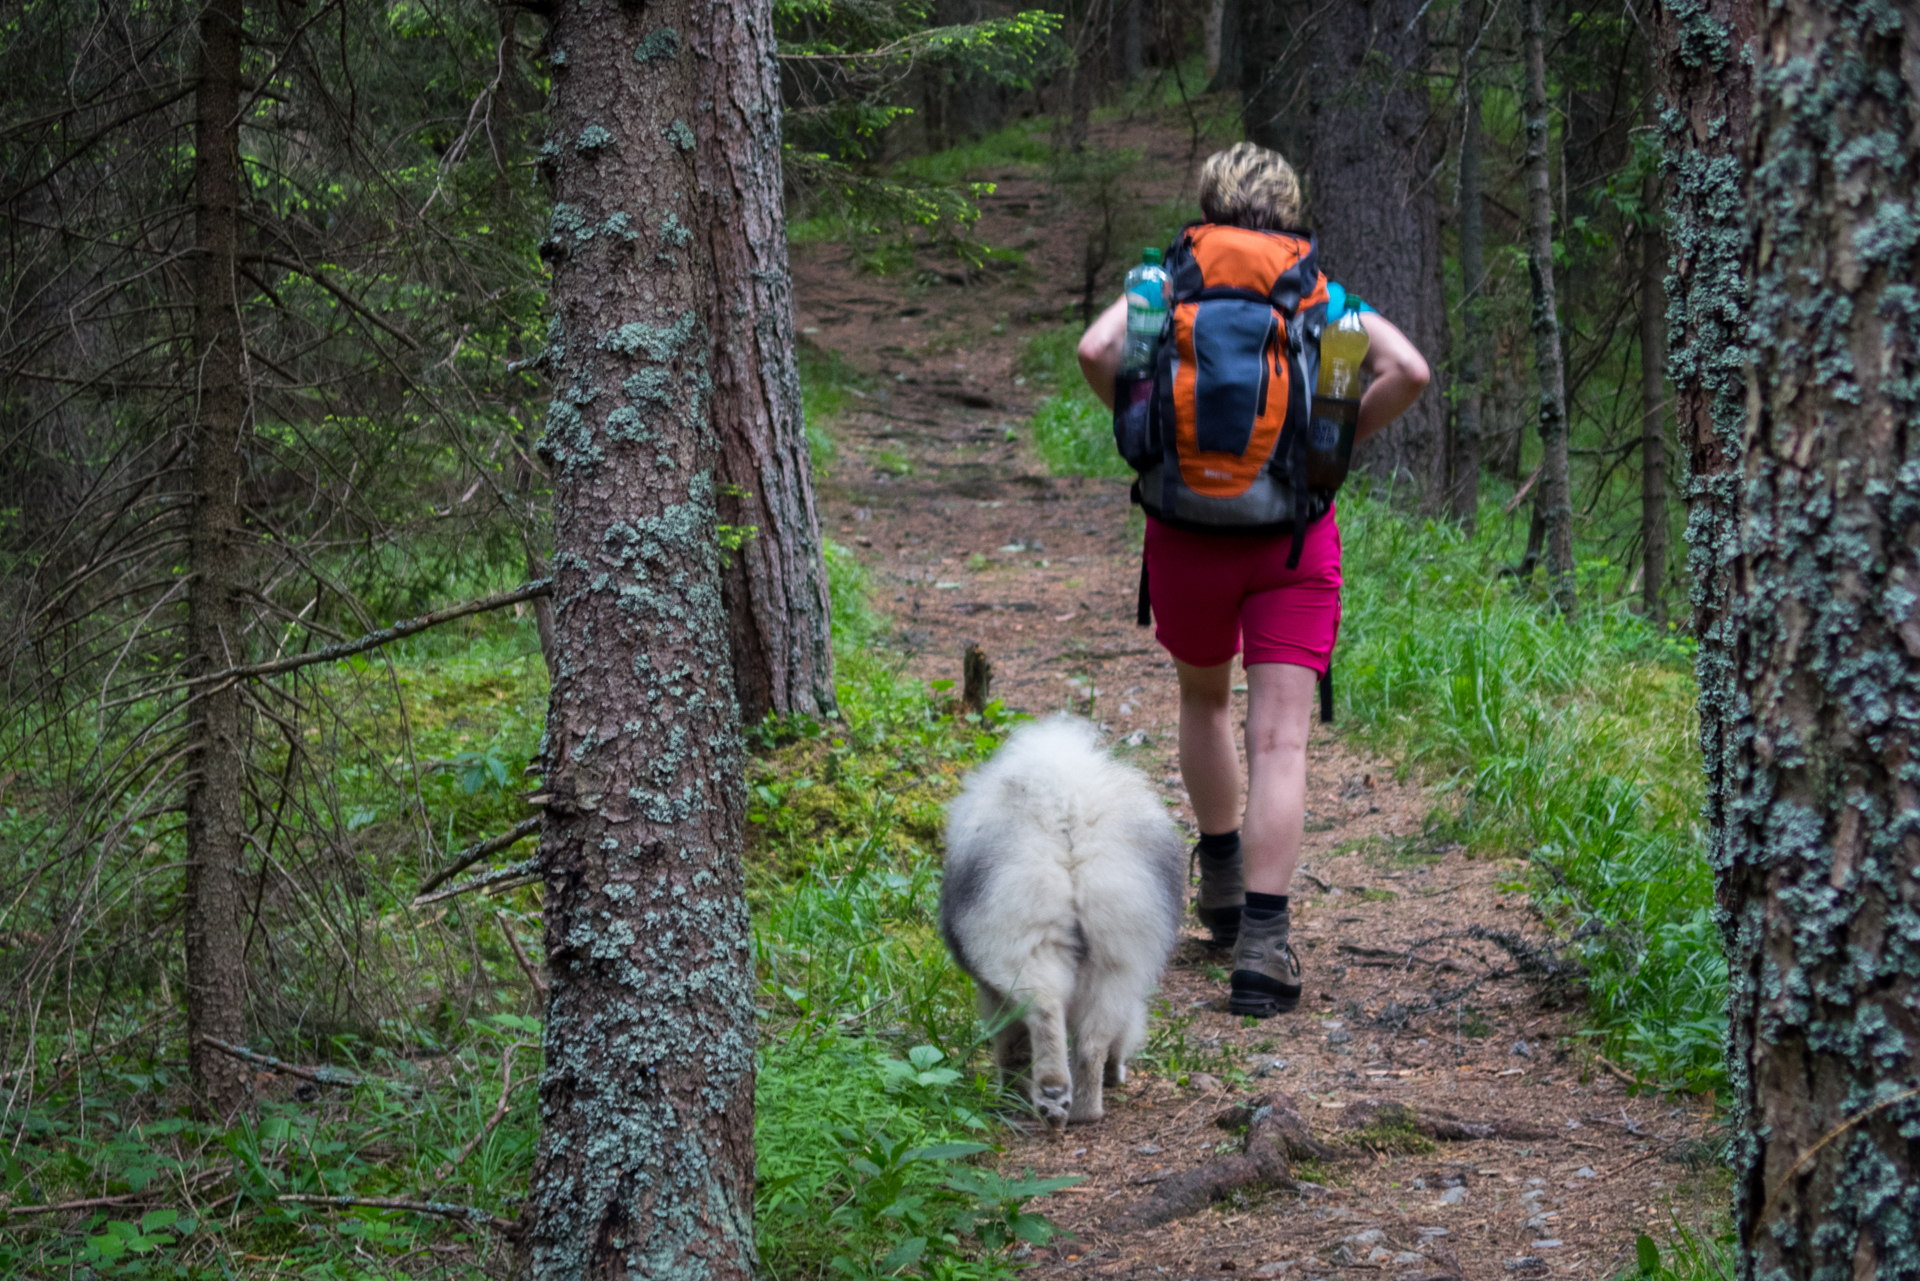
[{"xmin": 417, "ymin": 817, "xmax": 542, "ymax": 897}]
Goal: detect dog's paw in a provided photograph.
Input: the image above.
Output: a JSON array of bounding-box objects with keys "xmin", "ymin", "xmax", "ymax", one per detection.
[
  {"xmin": 1034, "ymin": 1080, "xmax": 1072, "ymax": 1129},
  {"xmin": 1068, "ymin": 1097, "xmax": 1105, "ymax": 1123}
]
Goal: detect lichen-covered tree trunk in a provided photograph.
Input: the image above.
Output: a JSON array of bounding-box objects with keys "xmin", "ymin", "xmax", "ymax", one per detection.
[
  {"xmin": 1720, "ymin": 5, "xmax": 1920, "ymax": 1270},
  {"xmin": 1638, "ymin": 138, "xmax": 1667, "ymax": 628},
  {"xmin": 523, "ymin": 0, "xmax": 755, "ymax": 1274},
  {"xmin": 695, "ymin": 0, "xmax": 836, "ymax": 726},
  {"xmin": 1450, "ymin": 0, "xmax": 1489, "ymax": 530},
  {"xmin": 183, "ymin": 0, "xmax": 251, "ymax": 1120},
  {"xmin": 1521, "ymin": 0, "xmax": 1573, "ymax": 613},
  {"xmin": 1654, "ymin": 0, "xmax": 1756, "ymax": 933},
  {"xmin": 1296, "ymin": 0, "xmax": 1450, "ymax": 502}
]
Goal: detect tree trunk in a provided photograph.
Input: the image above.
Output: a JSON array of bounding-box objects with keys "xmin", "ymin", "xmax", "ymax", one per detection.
[
  {"xmin": 1120, "ymin": 0, "xmax": 1142, "ymax": 81},
  {"xmin": 1202, "ymin": 0, "xmax": 1225, "ymax": 84},
  {"xmin": 1638, "ymin": 133, "xmax": 1667, "ymax": 628},
  {"xmin": 1236, "ymin": 0, "xmax": 1295, "ymax": 154},
  {"xmin": 1450, "ymin": 0, "xmax": 1488, "ymax": 530},
  {"xmin": 1717, "ymin": 5, "xmax": 1920, "ymax": 1270},
  {"xmin": 1521, "ymin": 0, "xmax": 1572, "ymax": 613},
  {"xmin": 697, "ymin": 0, "xmax": 836, "ymax": 726},
  {"xmin": 184, "ymin": 0, "xmax": 251, "ymax": 1121},
  {"xmin": 1210, "ymin": 0, "xmax": 1240, "ymax": 96},
  {"xmin": 523, "ymin": 0, "xmax": 756, "ymax": 1274},
  {"xmin": 1654, "ymin": 0, "xmax": 1756, "ymax": 982},
  {"xmin": 1297, "ymin": 0, "xmax": 1450, "ymax": 503}
]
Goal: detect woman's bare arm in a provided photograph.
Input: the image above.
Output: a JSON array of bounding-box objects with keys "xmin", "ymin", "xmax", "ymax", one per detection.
[
  {"xmin": 1076, "ymin": 296, "xmax": 1128, "ymax": 410},
  {"xmin": 1355, "ymin": 311, "xmax": 1430, "ymax": 443}
]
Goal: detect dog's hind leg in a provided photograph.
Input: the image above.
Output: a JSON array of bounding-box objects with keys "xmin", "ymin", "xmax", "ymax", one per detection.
[
  {"xmin": 979, "ymin": 986, "xmax": 1031, "ymax": 1091},
  {"xmin": 1068, "ymin": 971, "xmax": 1148, "ymax": 1123},
  {"xmin": 1012, "ymin": 983, "xmax": 1073, "ymax": 1129}
]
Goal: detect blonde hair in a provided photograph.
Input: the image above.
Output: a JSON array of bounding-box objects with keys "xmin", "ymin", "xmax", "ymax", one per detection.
[{"xmin": 1198, "ymin": 143, "xmax": 1303, "ymax": 231}]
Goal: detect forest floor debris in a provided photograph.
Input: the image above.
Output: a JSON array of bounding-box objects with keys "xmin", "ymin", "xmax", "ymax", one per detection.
[{"xmin": 791, "ymin": 111, "xmax": 1725, "ymax": 1280}]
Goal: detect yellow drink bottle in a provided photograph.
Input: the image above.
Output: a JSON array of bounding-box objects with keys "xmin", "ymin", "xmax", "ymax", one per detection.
[{"xmin": 1306, "ymin": 308, "xmax": 1370, "ymax": 490}]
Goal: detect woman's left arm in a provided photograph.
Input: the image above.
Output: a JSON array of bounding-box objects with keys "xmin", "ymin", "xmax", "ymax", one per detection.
[{"xmin": 1354, "ymin": 312, "xmax": 1430, "ymax": 443}]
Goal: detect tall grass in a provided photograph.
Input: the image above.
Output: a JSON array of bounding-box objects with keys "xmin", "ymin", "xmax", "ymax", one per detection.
[{"xmin": 1336, "ymin": 494, "xmax": 1721, "ymax": 1089}]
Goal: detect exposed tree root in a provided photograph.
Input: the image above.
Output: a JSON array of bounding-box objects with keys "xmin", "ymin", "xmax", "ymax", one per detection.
[
  {"xmin": 1104, "ymin": 1090, "xmax": 1558, "ymax": 1230},
  {"xmin": 1106, "ymin": 1094, "xmax": 1328, "ymax": 1230},
  {"xmin": 1334, "ymin": 1098, "xmax": 1559, "ymax": 1143}
]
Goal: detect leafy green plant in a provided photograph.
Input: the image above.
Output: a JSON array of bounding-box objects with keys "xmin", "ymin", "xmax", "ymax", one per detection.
[{"xmin": 1623, "ymin": 1223, "xmax": 1737, "ymax": 1280}]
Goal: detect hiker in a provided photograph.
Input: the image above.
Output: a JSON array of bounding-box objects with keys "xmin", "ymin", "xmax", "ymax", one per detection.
[{"xmin": 1075, "ymin": 142, "xmax": 1430, "ymax": 1019}]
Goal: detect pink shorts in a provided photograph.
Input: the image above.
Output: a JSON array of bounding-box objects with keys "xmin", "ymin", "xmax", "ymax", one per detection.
[{"xmin": 1143, "ymin": 510, "xmax": 1342, "ymax": 672}]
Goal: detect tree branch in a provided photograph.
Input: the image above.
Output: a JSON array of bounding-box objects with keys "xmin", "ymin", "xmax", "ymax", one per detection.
[
  {"xmin": 277, "ymin": 1194, "xmax": 519, "ymax": 1235},
  {"xmin": 417, "ymin": 817, "xmax": 543, "ymax": 896},
  {"xmin": 173, "ymin": 580, "xmax": 549, "ymax": 694},
  {"xmin": 198, "ymin": 1036, "xmax": 364, "ymax": 1087}
]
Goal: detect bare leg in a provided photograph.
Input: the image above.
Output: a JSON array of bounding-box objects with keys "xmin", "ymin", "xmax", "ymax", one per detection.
[
  {"xmin": 1175, "ymin": 658, "xmax": 1239, "ymax": 831},
  {"xmin": 1241, "ymin": 662, "xmax": 1317, "ymax": 896}
]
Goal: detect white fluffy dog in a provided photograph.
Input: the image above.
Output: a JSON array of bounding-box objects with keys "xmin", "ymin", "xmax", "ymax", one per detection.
[{"xmin": 939, "ymin": 716, "xmax": 1184, "ymax": 1126}]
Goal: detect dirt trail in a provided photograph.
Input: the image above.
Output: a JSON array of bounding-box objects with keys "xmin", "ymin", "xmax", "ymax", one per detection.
[{"xmin": 790, "ymin": 114, "xmax": 1720, "ymax": 1280}]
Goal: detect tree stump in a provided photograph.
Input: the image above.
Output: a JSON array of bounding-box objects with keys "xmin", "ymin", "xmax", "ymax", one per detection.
[{"xmin": 962, "ymin": 643, "xmax": 993, "ymax": 714}]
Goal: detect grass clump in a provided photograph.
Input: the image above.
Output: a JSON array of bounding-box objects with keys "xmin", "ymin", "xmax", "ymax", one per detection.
[
  {"xmin": 1017, "ymin": 327, "xmax": 1130, "ymax": 479},
  {"xmin": 1335, "ymin": 488, "xmax": 1722, "ymax": 1092}
]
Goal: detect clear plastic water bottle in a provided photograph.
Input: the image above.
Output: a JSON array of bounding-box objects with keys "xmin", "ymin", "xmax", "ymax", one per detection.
[{"xmin": 1120, "ymin": 248, "xmax": 1170, "ymax": 376}]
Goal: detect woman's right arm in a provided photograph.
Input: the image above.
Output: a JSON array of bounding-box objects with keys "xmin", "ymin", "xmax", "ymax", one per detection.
[
  {"xmin": 1076, "ymin": 296, "xmax": 1128, "ymax": 410},
  {"xmin": 1354, "ymin": 312, "xmax": 1430, "ymax": 443}
]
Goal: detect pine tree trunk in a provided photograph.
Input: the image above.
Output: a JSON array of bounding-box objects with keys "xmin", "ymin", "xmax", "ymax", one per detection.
[
  {"xmin": 184, "ymin": 0, "xmax": 251, "ymax": 1121},
  {"xmin": 1298, "ymin": 0, "xmax": 1450, "ymax": 503},
  {"xmin": 522, "ymin": 0, "xmax": 755, "ymax": 1273},
  {"xmin": 1720, "ymin": 6, "xmax": 1920, "ymax": 1269},
  {"xmin": 1203, "ymin": 0, "xmax": 1225, "ymax": 84},
  {"xmin": 1120, "ymin": 0, "xmax": 1142, "ymax": 81},
  {"xmin": 1654, "ymin": 0, "xmax": 1756, "ymax": 967},
  {"xmin": 696, "ymin": 0, "xmax": 836, "ymax": 726},
  {"xmin": 1450, "ymin": 0, "xmax": 1488, "ymax": 530},
  {"xmin": 1521, "ymin": 0, "xmax": 1572, "ymax": 613},
  {"xmin": 1211, "ymin": 0, "xmax": 1241, "ymax": 96},
  {"xmin": 1638, "ymin": 152, "xmax": 1667, "ymax": 628},
  {"xmin": 1236, "ymin": 0, "xmax": 1292, "ymax": 147}
]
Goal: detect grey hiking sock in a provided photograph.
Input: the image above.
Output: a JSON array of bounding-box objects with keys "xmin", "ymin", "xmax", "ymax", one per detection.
[{"xmin": 1228, "ymin": 906, "xmax": 1302, "ymax": 1018}]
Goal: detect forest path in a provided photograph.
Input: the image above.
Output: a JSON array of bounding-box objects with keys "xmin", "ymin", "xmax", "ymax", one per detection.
[{"xmin": 788, "ymin": 116, "xmax": 1717, "ymax": 1281}]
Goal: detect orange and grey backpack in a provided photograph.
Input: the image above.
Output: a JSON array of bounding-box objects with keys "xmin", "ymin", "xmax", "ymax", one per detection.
[
  {"xmin": 1111, "ymin": 223, "xmax": 1344, "ymax": 567},
  {"xmin": 1114, "ymin": 223, "xmax": 1350, "ymax": 723}
]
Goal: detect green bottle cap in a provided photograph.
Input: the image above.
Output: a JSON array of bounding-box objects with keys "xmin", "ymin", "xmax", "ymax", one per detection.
[{"xmin": 1142, "ymin": 248, "xmax": 1162, "ymax": 266}]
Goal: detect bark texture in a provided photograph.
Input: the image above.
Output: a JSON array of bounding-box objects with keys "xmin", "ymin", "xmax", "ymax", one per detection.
[
  {"xmin": 184, "ymin": 0, "xmax": 251, "ymax": 1120},
  {"xmin": 1720, "ymin": 4, "xmax": 1920, "ymax": 1270},
  {"xmin": 1655, "ymin": 0, "xmax": 1756, "ymax": 934},
  {"xmin": 1638, "ymin": 153, "xmax": 1668, "ymax": 627},
  {"xmin": 524, "ymin": 1, "xmax": 755, "ymax": 1275},
  {"xmin": 1297, "ymin": 0, "xmax": 1449, "ymax": 501},
  {"xmin": 1451, "ymin": 0, "xmax": 1489, "ymax": 529},
  {"xmin": 695, "ymin": 0, "xmax": 836, "ymax": 725},
  {"xmin": 1521, "ymin": 0, "xmax": 1573, "ymax": 612}
]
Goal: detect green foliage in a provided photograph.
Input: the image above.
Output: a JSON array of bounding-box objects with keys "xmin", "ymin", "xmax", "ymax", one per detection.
[
  {"xmin": 1017, "ymin": 327, "xmax": 1129, "ymax": 479},
  {"xmin": 1619, "ymin": 1224, "xmax": 1737, "ymax": 1280},
  {"xmin": 1335, "ymin": 488, "xmax": 1724, "ymax": 1092}
]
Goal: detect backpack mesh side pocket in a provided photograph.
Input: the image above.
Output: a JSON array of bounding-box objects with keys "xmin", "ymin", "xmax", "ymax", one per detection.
[{"xmin": 1111, "ymin": 370, "xmax": 1159, "ymax": 471}]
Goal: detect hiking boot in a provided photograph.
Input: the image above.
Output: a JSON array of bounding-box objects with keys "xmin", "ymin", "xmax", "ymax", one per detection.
[
  {"xmin": 1228, "ymin": 908, "xmax": 1302, "ymax": 1017},
  {"xmin": 1191, "ymin": 844, "xmax": 1244, "ymax": 948}
]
